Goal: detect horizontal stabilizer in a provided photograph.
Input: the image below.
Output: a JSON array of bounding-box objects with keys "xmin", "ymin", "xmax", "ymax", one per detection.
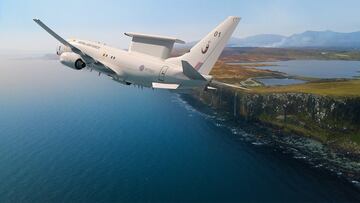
[
  {"xmin": 152, "ymin": 82, "xmax": 180, "ymax": 89},
  {"xmin": 207, "ymin": 86, "xmax": 217, "ymax": 90},
  {"xmin": 181, "ymin": 60, "xmax": 206, "ymax": 81}
]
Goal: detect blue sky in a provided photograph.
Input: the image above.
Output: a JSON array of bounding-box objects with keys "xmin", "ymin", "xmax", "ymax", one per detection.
[{"xmin": 1, "ymin": 0, "xmax": 360, "ymax": 51}]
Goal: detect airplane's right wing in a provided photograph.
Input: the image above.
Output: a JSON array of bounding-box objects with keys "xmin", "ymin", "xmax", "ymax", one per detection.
[
  {"xmin": 33, "ymin": 19, "xmax": 82, "ymax": 54},
  {"xmin": 33, "ymin": 19, "xmax": 117, "ymax": 75}
]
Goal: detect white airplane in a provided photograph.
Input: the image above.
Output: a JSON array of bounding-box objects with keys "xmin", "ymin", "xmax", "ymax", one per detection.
[{"xmin": 34, "ymin": 16, "xmax": 240, "ymax": 90}]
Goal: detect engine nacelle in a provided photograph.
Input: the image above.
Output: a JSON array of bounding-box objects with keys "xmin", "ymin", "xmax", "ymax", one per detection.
[{"xmin": 59, "ymin": 52, "xmax": 86, "ymax": 70}]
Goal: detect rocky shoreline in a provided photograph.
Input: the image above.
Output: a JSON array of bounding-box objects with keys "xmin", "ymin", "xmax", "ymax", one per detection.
[{"xmin": 180, "ymin": 84, "xmax": 360, "ymax": 189}]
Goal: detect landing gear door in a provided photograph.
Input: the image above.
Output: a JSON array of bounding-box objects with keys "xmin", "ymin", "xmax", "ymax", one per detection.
[{"xmin": 158, "ymin": 66, "xmax": 169, "ymax": 82}]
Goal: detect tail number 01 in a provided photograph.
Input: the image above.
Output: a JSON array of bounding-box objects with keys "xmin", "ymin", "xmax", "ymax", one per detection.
[{"xmin": 214, "ymin": 31, "xmax": 221, "ymax": 38}]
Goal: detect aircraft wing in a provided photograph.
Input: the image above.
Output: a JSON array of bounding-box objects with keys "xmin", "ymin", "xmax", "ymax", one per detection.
[
  {"xmin": 33, "ymin": 19, "xmax": 83, "ymax": 55},
  {"xmin": 125, "ymin": 32, "xmax": 185, "ymax": 59},
  {"xmin": 33, "ymin": 19, "xmax": 117, "ymax": 75}
]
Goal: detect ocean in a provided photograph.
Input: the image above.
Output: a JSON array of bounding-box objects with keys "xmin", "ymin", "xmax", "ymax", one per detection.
[{"xmin": 0, "ymin": 55, "xmax": 359, "ymax": 202}]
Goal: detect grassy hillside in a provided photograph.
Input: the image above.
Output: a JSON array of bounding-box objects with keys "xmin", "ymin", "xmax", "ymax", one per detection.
[
  {"xmin": 252, "ymin": 79, "xmax": 360, "ymax": 97},
  {"xmin": 220, "ymin": 47, "xmax": 360, "ymax": 62},
  {"xmin": 210, "ymin": 61, "xmax": 285, "ymax": 83}
]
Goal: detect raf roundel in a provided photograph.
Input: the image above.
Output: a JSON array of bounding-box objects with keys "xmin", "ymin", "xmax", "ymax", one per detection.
[
  {"xmin": 139, "ymin": 65, "xmax": 145, "ymax": 71},
  {"xmin": 201, "ymin": 41, "xmax": 210, "ymax": 54}
]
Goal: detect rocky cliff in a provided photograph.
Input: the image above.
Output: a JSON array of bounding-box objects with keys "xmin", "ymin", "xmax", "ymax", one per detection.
[
  {"xmin": 190, "ymin": 84, "xmax": 360, "ymax": 155},
  {"xmin": 182, "ymin": 84, "xmax": 360, "ymax": 184}
]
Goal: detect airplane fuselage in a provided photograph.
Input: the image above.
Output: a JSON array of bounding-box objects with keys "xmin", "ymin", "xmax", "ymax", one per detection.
[
  {"xmin": 58, "ymin": 39, "xmax": 209, "ymax": 89},
  {"xmin": 34, "ymin": 16, "xmax": 240, "ymax": 90}
]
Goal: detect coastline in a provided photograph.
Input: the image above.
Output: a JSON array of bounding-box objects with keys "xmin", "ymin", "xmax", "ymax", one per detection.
[{"xmin": 181, "ymin": 84, "xmax": 360, "ymax": 189}]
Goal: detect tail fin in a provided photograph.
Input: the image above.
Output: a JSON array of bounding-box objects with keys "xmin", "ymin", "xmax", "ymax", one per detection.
[{"xmin": 179, "ymin": 16, "xmax": 240, "ymax": 75}]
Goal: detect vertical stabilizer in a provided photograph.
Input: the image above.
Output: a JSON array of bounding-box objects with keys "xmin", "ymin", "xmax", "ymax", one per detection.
[{"xmin": 177, "ymin": 16, "xmax": 240, "ymax": 75}]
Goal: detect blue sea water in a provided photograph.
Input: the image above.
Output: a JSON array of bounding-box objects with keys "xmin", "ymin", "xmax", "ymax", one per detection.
[
  {"xmin": 251, "ymin": 60, "xmax": 360, "ymax": 79},
  {"xmin": 0, "ymin": 55, "xmax": 359, "ymax": 202}
]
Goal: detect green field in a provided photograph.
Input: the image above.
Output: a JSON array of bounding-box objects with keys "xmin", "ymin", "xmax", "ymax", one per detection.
[{"xmin": 252, "ymin": 79, "xmax": 360, "ymax": 97}]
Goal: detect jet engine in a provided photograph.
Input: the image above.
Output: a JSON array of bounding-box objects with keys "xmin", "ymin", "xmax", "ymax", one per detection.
[{"xmin": 59, "ymin": 52, "xmax": 86, "ymax": 70}]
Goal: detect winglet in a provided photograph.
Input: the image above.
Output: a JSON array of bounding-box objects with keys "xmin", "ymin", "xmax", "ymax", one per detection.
[{"xmin": 181, "ymin": 60, "xmax": 206, "ymax": 81}]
